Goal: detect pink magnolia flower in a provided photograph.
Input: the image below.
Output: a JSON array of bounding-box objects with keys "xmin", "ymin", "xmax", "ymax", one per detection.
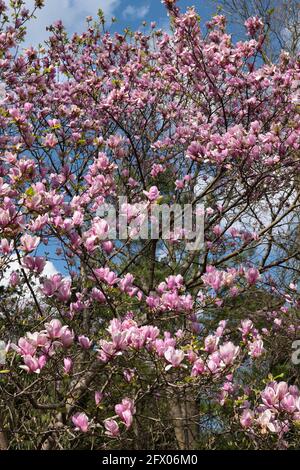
[
  {"xmin": 202, "ymin": 267, "xmax": 225, "ymax": 292},
  {"xmin": 72, "ymin": 210, "xmax": 83, "ymax": 226},
  {"xmin": 98, "ymin": 340, "xmax": 118, "ymax": 363},
  {"xmin": 143, "ymin": 186, "xmax": 160, "ymax": 202},
  {"xmin": 154, "ymin": 334, "xmax": 176, "ymax": 357},
  {"xmin": 23, "ymin": 256, "xmax": 46, "ymax": 274},
  {"xmin": 91, "ymin": 218, "xmax": 109, "ymax": 240},
  {"xmin": 164, "ymin": 346, "xmax": 185, "ymax": 370},
  {"xmin": 245, "ymin": 267, "xmax": 260, "ymax": 285},
  {"xmin": 165, "ymin": 274, "xmax": 184, "ymax": 290},
  {"xmin": 45, "ymin": 319, "xmax": 64, "ymax": 339},
  {"xmin": 206, "ymin": 352, "xmax": 221, "ymax": 374},
  {"xmin": 151, "ymin": 164, "xmax": 164, "ymax": 177},
  {"xmin": 47, "ymin": 118, "xmax": 60, "ymax": 127},
  {"xmin": 57, "ymin": 279, "xmax": 71, "ymax": 302},
  {"xmin": 289, "ymin": 385, "xmax": 299, "ymax": 397},
  {"xmin": 72, "ymin": 412, "xmax": 90, "ymax": 433},
  {"xmin": 141, "ymin": 325, "xmax": 160, "ymax": 344},
  {"xmin": 219, "ymin": 342, "xmax": 239, "ymax": 366},
  {"xmin": 94, "ymin": 267, "xmax": 118, "ymax": 286},
  {"xmin": 104, "ymin": 419, "xmax": 120, "ymax": 437},
  {"xmin": 102, "ymin": 240, "xmax": 114, "ymax": 254},
  {"xmin": 95, "ymin": 391, "xmax": 103, "ymax": 406},
  {"xmin": 85, "ymin": 235, "xmax": 97, "ymax": 253},
  {"xmin": 240, "ymin": 409, "xmax": 254, "ymax": 428},
  {"xmin": 58, "ymin": 326, "xmax": 74, "ymax": 348},
  {"xmin": 175, "ymin": 179, "xmax": 185, "ymax": 189},
  {"xmin": 41, "ymin": 274, "xmax": 62, "ymax": 297},
  {"xmin": 26, "ymin": 332, "xmax": 48, "ymax": 348},
  {"xmin": 0, "ymin": 209, "xmax": 10, "ymax": 227},
  {"xmin": 213, "ymin": 225, "xmax": 222, "ymax": 237},
  {"xmin": 43, "ymin": 133, "xmax": 58, "ymax": 148},
  {"xmin": 115, "ymin": 398, "xmax": 135, "ymax": 429},
  {"xmin": 215, "ymin": 320, "xmax": 227, "ymax": 337},
  {"xmin": 272, "ymin": 382, "xmax": 289, "ymax": 401},
  {"xmin": 123, "ymin": 368, "xmax": 135, "ymax": 383},
  {"xmin": 257, "ymin": 409, "xmax": 277, "ymax": 433},
  {"xmin": 63, "ymin": 357, "xmax": 73, "ymax": 374},
  {"xmin": 280, "ymin": 394, "xmax": 296, "ymax": 413},
  {"xmin": 191, "ymin": 358, "xmax": 205, "ymax": 376},
  {"xmin": 119, "ymin": 273, "xmax": 135, "ymax": 293},
  {"xmin": 20, "ymin": 354, "xmax": 47, "ymax": 374},
  {"xmin": 261, "ymin": 382, "xmax": 288, "ymax": 409},
  {"xmin": 44, "ymin": 319, "xmax": 74, "ymax": 347},
  {"xmin": 204, "ymin": 335, "xmax": 219, "ymax": 353},
  {"xmin": 111, "ymin": 329, "xmax": 129, "ymax": 351},
  {"xmin": 187, "ymin": 141, "xmax": 202, "ymax": 159},
  {"xmin": 244, "ymin": 16, "xmax": 264, "ymax": 36},
  {"xmin": 9, "ymin": 271, "xmax": 20, "ymax": 287},
  {"xmin": 19, "ymin": 234, "xmax": 40, "ymax": 252},
  {"xmin": 12, "ymin": 337, "xmax": 36, "ymax": 356},
  {"xmin": 248, "ymin": 339, "xmax": 264, "ymax": 358},
  {"xmin": 78, "ymin": 335, "xmax": 92, "ymax": 350},
  {"xmin": 24, "ymin": 102, "xmax": 33, "ymax": 113},
  {"xmin": 91, "ymin": 288, "xmax": 106, "ymax": 303},
  {"xmin": 0, "ymin": 238, "xmax": 13, "ymax": 254},
  {"xmin": 239, "ymin": 319, "xmax": 254, "ymax": 337},
  {"xmin": 9, "ymin": 108, "xmax": 25, "ymax": 122}
]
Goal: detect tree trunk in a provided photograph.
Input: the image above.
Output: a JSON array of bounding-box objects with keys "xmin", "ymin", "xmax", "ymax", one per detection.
[
  {"xmin": 0, "ymin": 418, "xmax": 8, "ymax": 450},
  {"xmin": 169, "ymin": 391, "xmax": 198, "ymax": 450}
]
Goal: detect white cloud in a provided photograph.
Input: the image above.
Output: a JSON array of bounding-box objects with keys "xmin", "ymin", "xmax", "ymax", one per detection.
[
  {"xmin": 123, "ymin": 4, "xmax": 150, "ymax": 20},
  {"xmin": 0, "ymin": 258, "xmax": 60, "ymax": 333},
  {"xmin": 0, "ymin": 258, "xmax": 58, "ymax": 295},
  {"xmin": 23, "ymin": 0, "xmax": 121, "ymax": 47}
]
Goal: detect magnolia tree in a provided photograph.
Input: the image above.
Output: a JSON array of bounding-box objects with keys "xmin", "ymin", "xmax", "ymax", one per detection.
[{"xmin": 0, "ymin": 0, "xmax": 300, "ymax": 451}]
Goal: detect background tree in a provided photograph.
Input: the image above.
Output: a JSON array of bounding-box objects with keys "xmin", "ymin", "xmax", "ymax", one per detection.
[{"xmin": 212, "ymin": 0, "xmax": 300, "ymax": 60}]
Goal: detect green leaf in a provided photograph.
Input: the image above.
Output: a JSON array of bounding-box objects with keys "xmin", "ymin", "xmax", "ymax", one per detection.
[
  {"xmin": 273, "ymin": 372, "xmax": 284, "ymax": 380},
  {"xmin": 25, "ymin": 187, "xmax": 35, "ymax": 197}
]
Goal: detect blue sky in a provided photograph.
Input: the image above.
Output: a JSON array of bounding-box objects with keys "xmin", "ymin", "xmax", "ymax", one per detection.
[{"xmin": 24, "ymin": 1, "xmax": 219, "ymax": 46}]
